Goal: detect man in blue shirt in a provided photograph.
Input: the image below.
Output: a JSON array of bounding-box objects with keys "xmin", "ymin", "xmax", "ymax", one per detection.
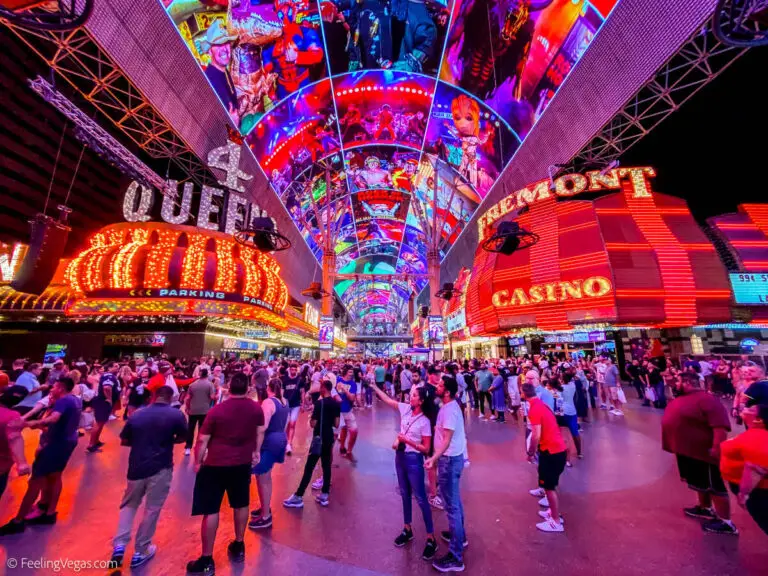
[
  {"xmin": 336, "ymin": 366, "xmax": 359, "ymax": 460},
  {"xmin": 110, "ymin": 386, "xmax": 187, "ymax": 569},
  {"xmin": 0, "ymin": 376, "xmax": 81, "ymax": 535},
  {"xmin": 14, "ymin": 363, "xmax": 45, "ymax": 415}
]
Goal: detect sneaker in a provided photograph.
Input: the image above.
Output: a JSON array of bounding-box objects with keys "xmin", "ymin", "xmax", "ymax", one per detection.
[
  {"xmin": 248, "ymin": 515, "xmax": 272, "ymax": 530},
  {"xmin": 422, "ymin": 538, "xmax": 438, "ymax": 560},
  {"xmin": 227, "ymin": 540, "xmax": 245, "ymax": 562},
  {"xmin": 439, "ymin": 530, "xmax": 469, "ymax": 548},
  {"xmin": 0, "ymin": 519, "xmax": 25, "ymax": 536},
  {"xmin": 429, "ymin": 495, "xmax": 445, "ymax": 510},
  {"xmin": 315, "ymin": 493, "xmax": 329, "ymax": 507},
  {"xmin": 432, "ymin": 552, "xmax": 465, "ymax": 572},
  {"xmin": 109, "ymin": 414, "xmax": 117, "ymax": 421},
  {"xmin": 609, "ymin": 409, "xmax": 624, "ymax": 416},
  {"xmin": 683, "ymin": 506, "xmax": 716, "ymax": 520},
  {"xmin": 186, "ymin": 555, "xmax": 215, "ymax": 575},
  {"xmin": 394, "ymin": 528, "xmax": 414, "ymax": 547},
  {"xmin": 250, "ymin": 507, "xmax": 263, "ymax": 518},
  {"xmin": 538, "ymin": 496, "xmax": 550, "ymax": 507},
  {"xmin": 599, "ymin": 404, "xmax": 608, "ymax": 410},
  {"xmin": 538, "ymin": 509, "xmax": 565, "ymax": 523},
  {"xmin": 283, "ymin": 494, "xmax": 304, "ymax": 508},
  {"xmin": 25, "ymin": 512, "xmax": 57, "ymax": 525},
  {"xmin": 608, "ymin": 405, "xmax": 616, "ymax": 411},
  {"xmin": 184, "ymin": 448, "xmax": 191, "ymax": 456},
  {"xmin": 340, "ymin": 447, "xmax": 347, "ymax": 455},
  {"xmin": 536, "ymin": 517, "xmax": 565, "ymax": 533},
  {"xmin": 285, "ymin": 443, "xmax": 292, "ymax": 456},
  {"xmin": 86, "ymin": 445, "xmax": 101, "ymax": 453},
  {"xmin": 311, "ymin": 478, "xmax": 324, "ymax": 490},
  {"xmin": 702, "ymin": 519, "xmax": 739, "ymax": 535},
  {"xmin": 577, "ymin": 453, "xmax": 584, "ymax": 459},
  {"xmin": 130, "ymin": 544, "xmax": 157, "ymax": 568},
  {"xmin": 566, "ymin": 461, "xmax": 573, "ymax": 468},
  {"xmin": 489, "ymin": 415, "xmax": 497, "ymax": 421},
  {"xmin": 478, "ymin": 415, "xmax": 486, "ymax": 420},
  {"xmin": 109, "ymin": 546, "xmax": 125, "ymax": 568},
  {"xmin": 529, "ymin": 487, "xmax": 545, "ymax": 498}
]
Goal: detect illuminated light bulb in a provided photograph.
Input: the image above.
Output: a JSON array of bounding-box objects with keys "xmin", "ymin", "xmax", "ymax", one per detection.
[
  {"xmin": 239, "ymin": 245, "xmax": 263, "ymax": 298},
  {"xmin": 161, "ymin": 181, "xmax": 193, "ymax": 224},
  {"xmin": 207, "ymin": 142, "xmax": 253, "ymax": 192},
  {"xmin": 111, "ymin": 228, "xmax": 149, "ymax": 289},
  {"xmin": 214, "ymin": 237, "xmax": 237, "ymax": 293},
  {"xmin": 180, "ymin": 233, "xmax": 207, "ymax": 289},
  {"xmin": 198, "ymin": 186, "xmax": 224, "ymax": 231},
  {"xmin": 144, "ymin": 228, "xmax": 181, "ymax": 289}
]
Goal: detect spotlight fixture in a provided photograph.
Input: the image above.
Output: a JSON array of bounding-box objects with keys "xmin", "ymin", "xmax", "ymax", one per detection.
[
  {"xmin": 300, "ymin": 282, "xmax": 329, "ymax": 301},
  {"xmin": 234, "ymin": 217, "xmax": 291, "ymax": 252},
  {"xmin": 481, "ymin": 221, "xmax": 539, "ymax": 255},
  {"xmin": 435, "ymin": 282, "xmax": 460, "ymax": 301}
]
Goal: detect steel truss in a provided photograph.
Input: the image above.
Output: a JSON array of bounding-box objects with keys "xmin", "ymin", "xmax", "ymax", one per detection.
[
  {"xmin": 1, "ymin": 22, "xmax": 214, "ymax": 186},
  {"xmin": 563, "ymin": 22, "xmax": 748, "ymax": 173}
]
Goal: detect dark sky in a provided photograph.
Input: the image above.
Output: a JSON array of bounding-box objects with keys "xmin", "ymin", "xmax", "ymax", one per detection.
[{"xmin": 621, "ymin": 47, "xmax": 767, "ymax": 223}]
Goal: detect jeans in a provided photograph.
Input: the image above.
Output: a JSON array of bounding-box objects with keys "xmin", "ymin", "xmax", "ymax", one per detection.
[
  {"xmin": 296, "ymin": 441, "xmax": 333, "ymax": 496},
  {"xmin": 364, "ymin": 386, "xmax": 373, "ymax": 405},
  {"xmin": 113, "ymin": 467, "xmax": 173, "ymax": 552},
  {"xmin": 395, "ymin": 451, "xmax": 433, "ymax": 534},
  {"xmin": 438, "ymin": 455, "xmax": 465, "ymax": 561},
  {"xmin": 654, "ymin": 382, "xmax": 667, "ymax": 408},
  {"xmin": 186, "ymin": 414, "xmax": 206, "ymax": 449},
  {"xmin": 589, "ymin": 383, "xmax": 598, "ymax": 409},
  {"xmin": 633, "ymin": 380, "xmax": 644, "ymax": 400}
]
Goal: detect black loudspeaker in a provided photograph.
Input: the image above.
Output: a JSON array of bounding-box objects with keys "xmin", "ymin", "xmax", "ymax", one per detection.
[
  {"xmin": 11, "ymin": 213, "xmax": 71, "ymax": 294},
  {"xmin": 419, "ymin": 305, "xmax": 430, "ymax": 318}
]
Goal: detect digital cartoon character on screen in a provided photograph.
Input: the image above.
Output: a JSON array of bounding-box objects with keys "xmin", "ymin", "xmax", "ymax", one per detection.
[
  {"xmin": 391, "ymin": 157, "xmax": 417, "ymax": 191},
  {"xmin": 354, "ymin": 156, "xmax": 392, "ymax": 189},
  {"xmin": 403, "ymin": 110, "xmax": 426, "ymax": 144},
  {"xmin": 271, "ymin": 168, "xmax": 290, "ymax": 192},
  {"xmin": 370, "ymin": 104, "xmax": 396, "ymax": 141},
  {"xmin": 261, "ymin": 0, "xmax": 324, "ymax": 100},
  {"xmin": 341, "ymin": 104, "xmax": 369, "ymax": 142},
  {"xmin": 362, "ymin": 199, "xmax": 401, "ymax": 219},
  {"xmin": 360, "ymin": 219, "xmax": 384, "ymax": 241},
  {"xmin": 446, "ymin": 94, "xmax": 491, "ymax": 189},
  {"xmin": 201, "ymin": 20, "xmax": 241, "ymax": 127},
  {"xmin": 445, "ymin": 0, "xmax": 548, "ymax": 100}
]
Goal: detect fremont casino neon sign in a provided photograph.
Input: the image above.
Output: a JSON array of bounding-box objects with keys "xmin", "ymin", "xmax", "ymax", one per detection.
[{"xmin": 491, "ymin": 277, "xmax": 613, "ymax": 309}]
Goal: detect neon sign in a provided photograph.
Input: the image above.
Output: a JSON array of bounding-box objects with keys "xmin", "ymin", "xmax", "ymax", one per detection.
[
  {"xmin": 491, "ymin": 277, "xmax": 613, "ymax": 308},
  {"xmin": 319, "ymin": 315, "xmax": 334, "ymax": 350},
  {"xmin": 729, "ymin": 273, "xmax": 768, "ymax": 305},
  {"xmin": 478, "ymin": 167, "xmax": 656, "ymax": 240},
  {"xmin": 0, "ymin": 242, "xmax": 28, "ymax": 283}
]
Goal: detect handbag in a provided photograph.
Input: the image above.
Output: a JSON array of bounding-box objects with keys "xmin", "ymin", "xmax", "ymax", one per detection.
[
  {"xmin": 617, "ymin": 386, "xmax": 627, "ymax": 404},
  {"xmin": 644, "ymin": 386, "xmax": 657, "ymax": 402},
  {"xmin": 309, "ymin": 399, "xmax": 324, "ymax": 456}
]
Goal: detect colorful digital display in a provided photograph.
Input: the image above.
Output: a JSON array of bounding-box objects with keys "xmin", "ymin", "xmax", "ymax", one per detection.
[
  {"xmin": 319, "ymin": 314, "xmax": 335, "ymax": 349},
  {"xmin": 440, "ymin": 0, "xmax": 619, "ymax": 139},
  {"xmin": 43, "ymin": 344, "xmax": 67, "ymax": 367},
  {"xmin": 159, "ymin": 0, "xmax": 622, "ymax": 329},
  {"xmin": 729, "ymin": 273, "xmax": 768, "ymax": 305}
]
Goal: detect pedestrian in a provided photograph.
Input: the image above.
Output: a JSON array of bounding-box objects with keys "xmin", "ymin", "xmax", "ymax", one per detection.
[
  {"xmin": 603, "ymin": 357, "xmax": 624, "ymax": 416},
  {"xmin": 475, "ymin": 363, "xmax": 493, "ymax": 420},
  {"xmin": 283, "ymin": 379, "xmax": 340, "ymax": 509},
  {"xmin": 126, "ymin": 366, "xmax": 152, "ymax": 418},
  {"xmin": 109, "ymin": 386, "xmax": 187, "ymax": 568},
  {"xmin": 184, "ymin": 368, "xmax": 216, "ymax": 456},
  {"xmin": 187, "ymin": 373, "xmax": 264, "ymax": 574},
  {"xmin": 336, "ymin": 365, "xmax": 359, "ymax": 460},
  {"xmin": 661, "ymin": 372, "xmax": 737, "ymax": 534},
  {"xmin": 523, "ymin": 382, "xmax": 567, "ymax": 533},
  {"xmin": 0, "ymin": 376, "xmax": 81, "ymax": 535},
  {"xmin": 281, "ymin": 363, "xmax": 303, "ymax": 455},
  {"xmin": 425, "ymin": 377, "xmax": 467, "ymax": 573},
  {"xmin": 14, "ymin": 363, "xmax": 46, "ymax": 416},
  {"xmin": 249, "ymin": 378, "xmax": 289, "ymax": 530},
  {"xmin": 370, "ymin": 382, "xmax": 437, "ymax": 559},
  {"xmin": 489, "ymin": 364, "xmax": 506, "ymax": 423},
  {"xmin": 0, "ymin": 387, "xmax": 30, "ymax": 499},
  {"xmin": 400, "ymin": 363, "xmax": 414, "ymax": 403},
  {"xmin": 87, "ymin": 360, "xmax": 120, "ymax": 453}
]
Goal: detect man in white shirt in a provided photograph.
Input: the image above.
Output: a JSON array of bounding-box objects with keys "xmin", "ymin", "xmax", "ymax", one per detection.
[{"xmin": 425, "ymin": 378, "xmax": 467, "ymax": 573}]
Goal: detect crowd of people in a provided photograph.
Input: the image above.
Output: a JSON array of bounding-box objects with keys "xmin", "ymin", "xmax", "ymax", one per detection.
[{"xmin": 0, "ymin": 350, "xmax": 765, "ymax": 573}]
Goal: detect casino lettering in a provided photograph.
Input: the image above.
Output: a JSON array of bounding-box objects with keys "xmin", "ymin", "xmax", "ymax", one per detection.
[{"xmin": 491, "ymin": 277, "xmax": 613, "ymax": 308}]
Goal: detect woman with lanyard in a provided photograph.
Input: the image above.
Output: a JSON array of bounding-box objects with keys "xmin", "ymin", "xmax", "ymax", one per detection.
[
  {"xmin": 250, "ymin": 378, "xmax": 289, "ymax": 530},
  {"xmin": 370, "ymin": 383, "xmax": 438, "ymax": 560}
]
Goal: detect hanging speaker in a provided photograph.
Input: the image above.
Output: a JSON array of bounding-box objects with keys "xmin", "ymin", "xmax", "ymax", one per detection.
[{"xmin": 11, "ymin": 211, "xmax": 71, "ymax": 294}]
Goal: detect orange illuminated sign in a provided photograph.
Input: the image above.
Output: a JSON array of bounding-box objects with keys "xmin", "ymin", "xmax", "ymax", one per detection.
[
  {"xmin": 478, "ymin": 167, "xmax": 656, "ymax": 240},
  {"xmin": 491, "ymin": 277, "xmax": 613, "ymax": 308}
]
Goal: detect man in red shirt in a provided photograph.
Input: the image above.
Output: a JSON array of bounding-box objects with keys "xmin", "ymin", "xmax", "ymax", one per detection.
[
  {"xmin": 662, "ymin": 372, "xmax": 736, "ymax": 534},
  {"xmin": 186, "ymin": 373, "xmax": 264, "ymax": 575},
  {"xmin": 523, "ymin": 382, "xmax": 567, "ymax": 533}
]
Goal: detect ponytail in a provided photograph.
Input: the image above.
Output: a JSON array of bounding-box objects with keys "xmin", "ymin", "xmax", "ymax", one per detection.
[{"xmin": 268, "ymin": 377, "xmax": 283, "ymax": 401}]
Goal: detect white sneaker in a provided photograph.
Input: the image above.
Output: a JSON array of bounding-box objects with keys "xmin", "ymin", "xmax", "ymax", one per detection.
[
  {"xmin": 538, "ymin": 509, "xmax": 565, "ymax": 523},
  {"xmin": 429, "ymin": 495, "xmax": 445, "ymax": 510},
  {"xmin": 529, "ymin": 487, "xmax": 545, "ymax": 498},
  {"xmin": 536, "ymin": 517, "xmax": 564, "ymax": 533},
  {"xmin": 489, "ymin": 415, "xmax": 497, "ymax": 421},
  {"xmin": 311, "ymin": 478, "xmax": 324, "ymax": 490},
  {"xmin": 283, "ymin": 494, "xmax": 304, "ymax": 508},
  {"xmin": 538, "ymin": 496, "xmax": 550, "ymax": 507},
  {"xmin": 184, "ymin": 448, "xmax": 191, "ymax": 456},
  {"xmin": 610, "ymin": 409, "xmax": 624, "ymax": 416},
  {"xmin": 478, "ymin": 415, "xmax": 486, "ymax": 420},
  {"xmin": 109, "ymin": 414, "xmax": 117, "ymax": 421},
  {"xmin": 286, "ymin": 443, "xmax": 293, "ymax": 455}
]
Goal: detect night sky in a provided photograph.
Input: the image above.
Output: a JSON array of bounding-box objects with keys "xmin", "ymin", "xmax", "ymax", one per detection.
[{"xmin": 621, "ymin": 47, "xmax": 767, "ymax": 224}]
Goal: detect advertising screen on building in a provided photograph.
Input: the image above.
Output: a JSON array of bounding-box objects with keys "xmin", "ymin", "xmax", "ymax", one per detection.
[
  {"xmin": 730, "ymin": 273, "xmax": 768, "ymax": 305},
  {"xmin": 319, "ymin": 315, "xmax": 334, "ymax": 350},
  {"xmin": 43, "ymin": 344, "xmax": 67, "ymax": 367},
  {"xmin": 428, "ymin": 315, "xmax": 445, "ymax": 345}
]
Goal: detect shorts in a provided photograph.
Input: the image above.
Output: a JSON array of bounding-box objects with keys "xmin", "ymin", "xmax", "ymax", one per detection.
[
  {"xmin": 92, "ymin": 398, "xmax": 112, "ymax": 424},
  {"xmin": 340, "ymin": 410, "xmax": 358, "ymax": 431},
  {"xmin": 192, "ymin": 464, "xmax": 251, "ymax": 515},
  {"xmin": 253, "ymin": 449, "xmax": 282, "ymax": 475},
  {"xmin": 556, "ymin": 414, "xmax": 580, "ymax": 437},
  {"xmin": 606, "ymin": 387, "xmax": 619, "ymax": 401},
  {"xmin": 32, "ymin": 441, "xmax": 77, "ymax": 477},
  {"xmin": 676, "ymin": 454, "xmax": 727, "ymax": 497},
  {"xmin": 289, "ymin": 406, "xmax": 300, "ymax": 424},
  {"xmin": 538, "ymin": 450, "xmax": 567, "ymax": 491}
]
